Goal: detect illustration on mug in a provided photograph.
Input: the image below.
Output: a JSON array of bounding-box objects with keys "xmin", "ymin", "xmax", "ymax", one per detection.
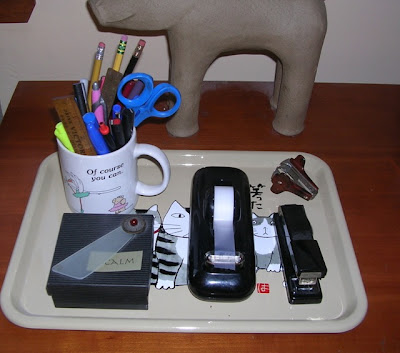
[
  {"xmin": 109, "ymin": 195, "xmax": 129, "ymax": 214},
  {"xmin": 64, "ymin": 172, "xmax": 121, "ymax": 213}
]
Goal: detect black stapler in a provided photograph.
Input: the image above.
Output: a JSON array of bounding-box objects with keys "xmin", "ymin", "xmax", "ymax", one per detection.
[
  {"xmin": 188, "ymin": 167, "xmax": 256, "ymax": 301},
  {"xmin": 273, "ymin": 204, "xmax": 327, "ymax": 304}
]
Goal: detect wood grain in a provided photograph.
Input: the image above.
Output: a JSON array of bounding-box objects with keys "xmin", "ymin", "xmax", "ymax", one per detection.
[
  {"xmin": 0, "ymin": 81, "xmax": 399, "ymax": 353},
  {"xmin": 0, "ymin": 0, "xmax": 35, "ymax": 23}
]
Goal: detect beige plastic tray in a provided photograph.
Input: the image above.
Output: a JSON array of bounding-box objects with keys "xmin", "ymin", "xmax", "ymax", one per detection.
[{"xmin": 0, "ymin": 151, "xmax": 367, "ymax": 333}]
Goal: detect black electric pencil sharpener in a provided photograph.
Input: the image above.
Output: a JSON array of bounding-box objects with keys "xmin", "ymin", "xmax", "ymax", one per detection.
[{"xmin": 188, "ymin": 167, "xmax": 256, "ymax": 301}]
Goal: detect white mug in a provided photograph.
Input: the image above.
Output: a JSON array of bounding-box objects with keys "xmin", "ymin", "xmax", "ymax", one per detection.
[{"xmin": 57, "ymin": 128, "xmax": 170, "ymax": 214}]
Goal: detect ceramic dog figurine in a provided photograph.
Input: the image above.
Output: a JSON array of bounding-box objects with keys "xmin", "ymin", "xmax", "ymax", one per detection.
[{"xmin": 88, "ymin": 0, "xmax": 327, "ymax": 137}]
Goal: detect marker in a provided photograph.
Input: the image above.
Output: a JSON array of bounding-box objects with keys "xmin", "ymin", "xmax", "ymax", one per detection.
[
  {"xmin": 123, "ymin": 39, "xmax": 146, "ymax": 77},
  {"xmin": 83, "ymin": 112, "xmax": 110, "ymax": 155},
  {"xmin": 99, "ymin": 122, "xmax": 117, "ymax": 152},
  {"xmin": 127, "ymin": 80, "xmax": 145, "ymax": 99},
  {"xmin": 88, "ymin": 42, "xmax": 106, "ymax": 110},
  {"xmin": 113, "ymin": 76, "xmax": 136, "ymax": 107},
  {"xmin": 112, "ymin": 35, "xmax": 128, "ymax": 73},
  {"xmin": 54, "ymin": 122, "xmax": 74, "ymax": 152},
  {"xmin": 122, "ymin": 80, "xmax": 136, "ymax": 98},
  {"xmin": 91, "ymin": 81, "xmax": 104, "ymax": 124}
]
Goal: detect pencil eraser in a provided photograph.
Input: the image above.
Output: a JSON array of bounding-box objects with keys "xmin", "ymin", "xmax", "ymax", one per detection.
[
  {"xmin": 98, "ymin": 42, "xmax": 105, "ymax": 48},
  {"xmin": 122, "ymin": 35, "xmax": 128, "ymax": 42},
  {"xmin": 139, "ymin": 40, "xmax": 146, "ymax": 47}
]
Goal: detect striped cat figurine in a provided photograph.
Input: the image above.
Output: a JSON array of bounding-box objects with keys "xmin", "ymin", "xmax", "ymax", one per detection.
[{"xmin": 145, "ymin": 202, "xmax": 189, "ymax": 289}]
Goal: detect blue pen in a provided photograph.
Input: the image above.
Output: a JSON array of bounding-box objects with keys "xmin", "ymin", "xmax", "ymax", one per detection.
[{"xmin": 83, "ymin": 112, "xmax": 110, "ymax": 155}]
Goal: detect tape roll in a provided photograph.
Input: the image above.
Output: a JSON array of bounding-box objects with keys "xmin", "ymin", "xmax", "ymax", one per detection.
[{"xmin": 213, "ymin": 186, "xmax": 236, "ymax": 269}]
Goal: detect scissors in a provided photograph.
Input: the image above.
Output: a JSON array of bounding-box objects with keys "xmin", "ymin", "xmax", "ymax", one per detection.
[{"xmin": 117, "ymin": 73, "xmax": 181, "ymax": 127}]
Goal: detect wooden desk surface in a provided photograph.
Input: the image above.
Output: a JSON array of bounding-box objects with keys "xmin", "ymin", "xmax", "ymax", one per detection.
[{"xmin": 0, "ymin": 81, "xmax": 399, "ymax": 352}]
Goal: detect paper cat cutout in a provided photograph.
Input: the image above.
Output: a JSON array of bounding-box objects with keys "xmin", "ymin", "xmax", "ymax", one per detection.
[
  {"xmin": 138, "ymin": 202, "xmax": 189, "ymax": 289},
  {"xmin": 136, "ymin": 203, "xmax": 281, "ymax": 290},
  {"xmin": 252, "ymin": 213, "xmax": 281, "ymax": 272}
]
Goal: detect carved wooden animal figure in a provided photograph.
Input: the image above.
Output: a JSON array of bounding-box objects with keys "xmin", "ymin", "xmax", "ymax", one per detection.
[{"xmin": 89, "ymin": 0, "xmax": 327, "ymax": 137}]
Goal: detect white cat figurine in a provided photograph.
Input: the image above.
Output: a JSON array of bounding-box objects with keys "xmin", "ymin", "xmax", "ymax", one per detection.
[{"xmin": 252, "ymin": 213, "xmax": 281, "ymax": 272}]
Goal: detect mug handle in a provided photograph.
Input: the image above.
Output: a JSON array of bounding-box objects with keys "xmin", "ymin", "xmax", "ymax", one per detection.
[{"xmin": 133, "ymin": 144, "xmax": 170, "ymax": 196}]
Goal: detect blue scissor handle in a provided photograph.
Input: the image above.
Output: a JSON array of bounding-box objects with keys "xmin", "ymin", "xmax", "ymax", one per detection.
[
  {"xmin": 117, "ymin": 73, "xmax": 181, "ymax": 127},
  {"xmin": 133, "ymin": 83, "xmax": 181, "ymax": 127}
]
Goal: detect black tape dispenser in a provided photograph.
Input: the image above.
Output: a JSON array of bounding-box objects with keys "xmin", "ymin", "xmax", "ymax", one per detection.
[{"xmin": 188, "ymin": 167, "xmax": 256, "ymax": 301}]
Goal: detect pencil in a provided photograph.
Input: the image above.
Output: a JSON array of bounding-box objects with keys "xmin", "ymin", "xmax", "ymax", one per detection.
[
  {"xmin": 88, "ymin": 42, "xmax": 105, "ymax": 110},
  {"xmin": 112, "ymin": 35, "xmax": 128, "ymax": 72},
  {"xmin": 123, "ymin": 39, "xmax": 146, "ymax": 77}
]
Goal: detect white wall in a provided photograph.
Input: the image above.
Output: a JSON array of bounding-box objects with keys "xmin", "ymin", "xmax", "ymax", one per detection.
[{"xmin": 0, "ymin": 0, "xmax": 399, "ymax": 115}]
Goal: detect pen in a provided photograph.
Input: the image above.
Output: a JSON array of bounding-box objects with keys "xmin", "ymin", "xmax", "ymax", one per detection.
[
  {"xmin": 73, "ymin": 82, "xmax": 88, "ymax": 116},
  {"xmin": 112, "ymin": 35, "xmax": 128, "ymax": 73},
  {"xmin": 79, "ymin": 78, "xmax": 89, "ymax": 108},
  {"xmin": 121, "ymin": 108, "xmax": 134, "ymax": 142},
  {"xmin": 100, "ymin": 76, "xmax": 106, "ymax": 90},
  {"xmin": 80, "ymin": 79, "xmax": 88, "ymax": 97},
  {"xmin": 91, "ymin": 81, "xmax": 104, "ymax": 124},
  {"xmin": 123, "ymin": 39, "xmax": 146, "ymax": 77},
  {"xmin": 54, "ymin": 122, "xmax": 75, "ymax": 152},
  {"xmin": 88, "ymin": 42, "xmax": 106, "ymax": 110},
  {"xmin": 110, "ymin": 118, "xmax": 125, "ymax": 149},
  {"xmin": 83, "ymin": 112, "xmax": 110, "ymax": 155},
  {"xmin": 111, "ymin": 103, "xmax": 121, "ymax": 120},
  {"xmin": 110, "ymin": 105, "xmax": 126, "ymax": 149},
  {"xmin": 99, "ymin": 122, "xmax": 117, "ymax": 152}
]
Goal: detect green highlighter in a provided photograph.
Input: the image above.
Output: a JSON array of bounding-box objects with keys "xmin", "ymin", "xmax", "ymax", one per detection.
[{"xmin": 54, "ymin": 122, "xmax": 74, "ymax": 153}]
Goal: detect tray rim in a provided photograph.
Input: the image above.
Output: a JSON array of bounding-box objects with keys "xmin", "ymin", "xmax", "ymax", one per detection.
[{"xmin": 0, "ymin": 150, "xmax": 368, "ymax": 333}]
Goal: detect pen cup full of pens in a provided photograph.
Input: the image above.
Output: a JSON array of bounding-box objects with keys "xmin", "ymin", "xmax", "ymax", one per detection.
[
  {"xmin": 52, "ymin": 37, "xmax": 184, "ymax": 213},
  {"xmin": 56, "ymin": 127, "xmax": 170, "ymax": 214}
]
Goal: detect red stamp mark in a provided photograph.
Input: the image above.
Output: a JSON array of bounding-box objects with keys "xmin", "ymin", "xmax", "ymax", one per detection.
[{"xmin": 257, "ymin": 283, "xmax": 270, "ymax": 294}]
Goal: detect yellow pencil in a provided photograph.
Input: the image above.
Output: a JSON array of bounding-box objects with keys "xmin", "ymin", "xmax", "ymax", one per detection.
[
  {"xmin": 88, "ymin": 42, "xmax": 105, "ymax": 110},
  {"xmin": 112, "ymin": 35, "xmax": 128, "ymax": 72}
]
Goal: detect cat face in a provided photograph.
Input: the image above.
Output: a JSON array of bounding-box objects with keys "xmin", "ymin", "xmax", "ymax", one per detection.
[
  {"xmin": 162, "ymin": 201, "xmax": 190, "ymax": 238},
  {"xmin": 252, "ymin": 213, "xmax": 275, "ymax": 238}
]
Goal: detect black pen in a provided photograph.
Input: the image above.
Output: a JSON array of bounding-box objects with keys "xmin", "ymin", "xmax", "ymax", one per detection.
[
  {"xmin": 110, "ymin": 105, "xmax": 125, "ymax": 148},
  {"xmin": 73, "ymin": 82, "xmax": 88, "ymax": 116},
  {"xmin": 110, "ymin": 118, "xmax": 125, "ymax": 149},
  {"xmin": 121, "ymin": 108, "xmax": 135, "ymax": 142},
  {"xmin": 99, "ymin": 122, "xmax": 117, "ymax": 152}
]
